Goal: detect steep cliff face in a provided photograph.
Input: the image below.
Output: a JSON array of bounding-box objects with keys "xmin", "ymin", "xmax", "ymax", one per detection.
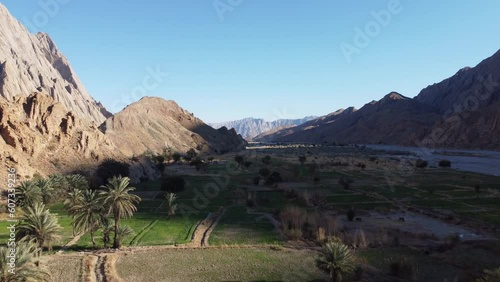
[
  {"xmin": 0, "ymin": 3, "xmax": 110, "ymax": 125},
  {"xmin": 260, "ymin": 49, "xmax": 500, "ymax": 150},
  {"xmin": 0, "ymin": 93, "xmax": 118, "ymax": 182},
  {"xmin": 100, "ymin": 97, "xmax": 247, "ymax": 157}
]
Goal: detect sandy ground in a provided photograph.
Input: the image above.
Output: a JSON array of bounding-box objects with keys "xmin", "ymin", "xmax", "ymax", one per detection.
[
  {"xmin": 346, "ymin": 210, "xmax": 490, "ymax": 241},
  {"xmin": 367, "ymin": 145, "xmax": 500, "ymax": 176}
]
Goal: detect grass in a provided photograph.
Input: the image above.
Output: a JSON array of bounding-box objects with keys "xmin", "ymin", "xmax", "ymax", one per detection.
[
  {"xmin": 116, "ymin": 248, "xmax": 328, "ymax": 282},
  {"xmin": 358, "ymin": 247, "xmax": 463, "ymax": 282},
  {"xmin": 209, "ymin": 206, "xmax": 282, "ymax": 245}
]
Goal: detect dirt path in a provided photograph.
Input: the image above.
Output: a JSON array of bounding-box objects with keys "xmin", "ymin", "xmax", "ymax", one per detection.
[
  {"xmin": 187, "ymin": 208, "xmax": 226, "ymax": 247},
  {"xmin": 56, "ymin": 233, "xmax": 83, "ymax": 254}
]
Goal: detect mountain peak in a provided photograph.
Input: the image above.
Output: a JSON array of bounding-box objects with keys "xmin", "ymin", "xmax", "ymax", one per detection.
[
  {"xmin": 380, "ymin": 92, "xmax": 408, "ymax": 102},
  {"xmin": 0, "ymin": 3, "xmax": 109, "ymax": 124}
]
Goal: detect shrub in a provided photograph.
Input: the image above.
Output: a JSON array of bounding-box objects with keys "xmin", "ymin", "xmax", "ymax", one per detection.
[
  {"xmin": 474, "ymin": 267, "xmax": 500, "ymax": 282},
  {"xmin": 446, "ymin": 233, "xmax": 461, "ymax": 249},
  {"xmin": 415, "ymin": 159, "xmax": 428, "ymax": 168},
  {"xmin": 261, "ymin": 155, "xmax": 272, "ymax": 165},
  {"xmin": 172, "ymin": 152, "xmax": 182, "ymax": 163},
  {"xmin": 96, "ymin": 159, "xmax": 130, "ymax": 183},
  {"xmin": 252, "ymin": 175, "xmax": 261, "ymax": 186},
  {"xmin": 316, "ymin": 241, "xmax": 356, "ymax": 282},
  {"xmin": 346, "ymin": 208, "xmax": 356, "ymax": 222},
  {"xmin": 474, "ymin": 184, "xmax": 481, "ymax": 193},
  {"xmin": 280, "ymin": 206, "xmax": 307, "ymax": 232},
  {"xmin": 259, "ymin": 168, "xmax": 271, "ymax": 177},
  {"xmin": 234, "ymin": 155, "xmax": 244, "ymax": 166},
  {"xmin": 160, "ymin": 176, "xmax": 185, "ymax": 193},
  {"xmin": 356, "ymin": 163, "xmax": 366, "ymax": 169},
  {"xmin": 339, "ymin": 177, "xmax": 354, "ymax": 190},
  {"xmin": 439, "ymin": 160, "xmax": 451, "ymax": 168},
  {"xmin": 369, "ymin": 156, "xmax": 378, "ymax": 162},
  {"xmin": 189, "ymin": 158, "xmax": 204, "ymax": 171},
  {"xmin": 388, "ymin": 258, "xmax": 418, "ymax": 281},
  {"xmin": 243, "ymin": 161, "xmax": 252, "ymax": 168},
  {"xmin": 299, "ymin": 156, "xmax": 307, "ymax": 165},
  {"xmin": 185, "ymin": 148, "xmax": 197, "ymax": 161},
  {"xmin": 265, "ymin": 171, "xmax": 282, "ymax": 185}
]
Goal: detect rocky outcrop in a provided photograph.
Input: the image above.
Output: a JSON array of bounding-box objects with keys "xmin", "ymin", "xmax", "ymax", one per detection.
[
  {"xmin": 0, "ymin": 3, "xmax": 110, "ymax": 125},
  {"xmin": 210, "ymin": 116, "xmax": 317, "ymax": 140},
  {"xmin": 0, "ymin": 92, "xmax": 118, "ymax": 182},
  {"xmin": 100, "ymin": 97, "xmax": 247, "ymax": 157}
]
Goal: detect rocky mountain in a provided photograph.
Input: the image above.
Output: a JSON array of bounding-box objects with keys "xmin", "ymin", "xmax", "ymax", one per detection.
[
  {"xmin": 0, "ymin": 3, "xmax": 110, "ymax": 125},
  {"xmin": 257, "ymin": 49, "xmax": 500, "ymax": 149},
  {"xmin": 100, "ymin": 97, "xmax": 247, "ymax": 157},
  {"xmin": 0, "ymin": 93, "xmax": 117, "ymax": 181},
  {"xmin": 210, "ymin": 116, "xmax": 316, "ymax": 140},
  {"xmin": 0, "ymin": 3, "xmax": 245, "ymax": 184}
]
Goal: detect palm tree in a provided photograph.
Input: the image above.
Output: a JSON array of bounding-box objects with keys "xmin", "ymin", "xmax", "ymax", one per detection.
[
  {"xmin": 64, "ymin": 188, "xmax": 84, "ymax": 237},
  {"xmin": 0, "ymin": 239, "xmax": 50, "ymax": 281},
  {"xmin": 115, "ymin": 226, "xmax": 135, "ymax": 245},
  {"xmin": 316, "ymin": 241, "xmax": 356, "ymax": 282},
  {"xmin": 71, "ymin": 189, "xmax": 105, "ymax": 249},
  {"xmin": 35, "ymin": 178, "xmax": 55, "ymax": 205},
  {"xmin": 165, "ymin": 192, "xmax": 178, "ymax": 219},
  {"xmin": 100, "ymin": 176, "xmax": 141, "ymax": 249},
  {"xmin": 101, "ymin": 219, "xmax": 114, "ymax": 249},
  {"xmin": 17, "ymin": 203, "xmax": 62, "ymax": 255},
  {"xmin": 65, "ymin": 174, "xmax": 90, "ymax": 192},
  {"xmin": 15, "ymin": 181, "xmax": 42, "ymax": 208}
]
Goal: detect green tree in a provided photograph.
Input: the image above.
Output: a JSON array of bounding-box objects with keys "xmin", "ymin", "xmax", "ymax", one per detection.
[
  {"xmin": 17, "ymin": 203, "xmax": 62, "ymax": 255},
  {"xmin": 299, "ymin": 156, "xmax": 307, "ymax": 166},
  {"xmin": 316, "ymin": 241, "xmax": 356, "ymax": 282},
  {"xmin": 165, "ymin": 192, "xmax": 178, "ymax": 219},
  {"xmin": 99, "ymin": 176, "xmax": 141, "ymax": 249},
  {"xmin": 0, "ymin": 239, "xmax": 50, "ymax": 281},
  {"xmin": 172, "ymin": 152, "xmax": 182, "ymax": 163},
  {"xmin": 96, "ymin": 159, "xmax": 130, "ymax": 184},
  {"xmin": 101, "ymin": 219, "xmax": 114, "ymax": 249},
  {"xmin": 64, "ymin": 188, "xmax": 84, "ymax": 237},
  {"xmin": 261, "ymin": 155, "xmax": 272, "ymax": 165},
  {"xmin": 71, "ymin": 189, "xmax": 105, "ymax": 249},
  {"xmin": 234, "ymin": 155, "xmax": 244, "ymax": 167}
]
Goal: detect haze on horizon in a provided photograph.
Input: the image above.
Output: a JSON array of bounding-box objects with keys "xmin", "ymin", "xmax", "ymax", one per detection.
[{"xmin": 2, "ymin": 0, "xmax": 500, "ymax": 123}]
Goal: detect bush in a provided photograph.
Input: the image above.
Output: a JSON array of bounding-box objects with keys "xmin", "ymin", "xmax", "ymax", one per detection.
[
  {"xmin": 96, "ymin": 159, "xmax": 130, "ymax": 183},
  {"xmin": 265, "ymin": 171, "xmax": 282, "ymax": 185},
  {"xmin": 259, "ymin": 168, "xmax": 271, "ymax": 177},
  {"xmin": 172, "ymin": 152, "xmax": 182, "ymax": 163},
  {"xmin": 261, "ymin": 155, "xmax": 272, "ymax": 165},
  {"xmin": 189, "ymin": 158, "xmax": 204, "ymax": 171},
  {"xmin": 415, "ymin": 159, "xmax": 428, "ymax": 168},
  {"xmin": 388, "ymin": 258, "xmax": 418, "ymax": 280},
  {"xmin": 299, "ymin": 156, "xmax": 307, "ymax": 165},
  {"xmin": 252, "ymin": 175, "xmax": 261, "ymax": 186},
  {"xmin": 346, "ymin": 208, "xmax": 356, "ymax": 222},
  {"xmin": 243, "ymin": 161, "xmax": 252, "ymax": 168},
  {"xmin": 474, "ymin": 267, "xmax": 500, "ymax": 282},
  {"xmin": 234, "ymin": 155, "xmax": 244, "ymax": 166},
  {"xmin": 474, "ymin": 184, "xmax": 481, "ymax": 193},
  {"xmin": 160, "ymin": 176, "xmax": 185, "ymax": 193},
  {"xmin": 439, "ymin": 160, "xmax": 451, "ymax": 168},
  {"xmin": 369, "ymin": 156, "xmax": 378, "ymax": 162},
  {"xmin": 356, "ymin": 163, "xmax": 366, "ymax": 169},
  {"xmin": 339, "ymin": 177, "xmax": 354, "ymax": 190}
]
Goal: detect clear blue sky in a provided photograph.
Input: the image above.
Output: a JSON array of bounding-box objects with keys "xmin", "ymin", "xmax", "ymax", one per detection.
[{"xmin": 2, "ymin": 0, "xmax": 500, "ymax": 122}]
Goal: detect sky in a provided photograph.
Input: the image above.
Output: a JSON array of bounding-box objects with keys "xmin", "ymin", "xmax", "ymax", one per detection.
[{"xmin": 2, "ymin": 1, "xmax": 500, "ymax": 123}]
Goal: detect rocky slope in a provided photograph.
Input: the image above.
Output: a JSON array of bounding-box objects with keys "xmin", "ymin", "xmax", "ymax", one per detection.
[
  {"xmin": 0, "ymin": 3, "xmax": 110, "ymax": 125},
  {"xmin": 210, "ymin": 116, "xmax": 316, "ymax": 140},
  {"xmin": 100, "ymin": 97, "xmax": 247, "ymax": 157},
  {"xmin": 258, "ymin": 49, "xmax": 500, "ymax": 149},
  {"xmin": 0, "ymin": 93, "xmax": 117, "ymax": 180}
]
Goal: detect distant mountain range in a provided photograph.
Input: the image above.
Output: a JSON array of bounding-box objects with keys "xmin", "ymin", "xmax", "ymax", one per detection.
[
  {"xmin": 210, "ymin": 117, "xmax": 317, "ymax": 140},
  {"xmin": 256, "ymin": 49, "xmax": 500, "ymax": 150}
]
